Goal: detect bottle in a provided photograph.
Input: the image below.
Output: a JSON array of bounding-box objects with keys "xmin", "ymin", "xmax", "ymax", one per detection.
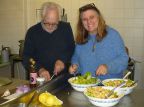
[
  {"xmin": 29, "ymin": 58, "xmax": 37, "ymax": 88},
  {"xmin": 1, "ymin": 45, "xmax": 9, "ymax": 63}
]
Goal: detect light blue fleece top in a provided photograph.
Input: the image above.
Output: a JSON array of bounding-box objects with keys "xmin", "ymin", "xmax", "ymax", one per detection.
[{"xmin": 71, "ymin": 27, "xmax": 128, "ymax": 80}]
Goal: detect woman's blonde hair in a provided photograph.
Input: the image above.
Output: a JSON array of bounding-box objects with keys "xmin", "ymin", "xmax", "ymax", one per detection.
[
  {"xmin": 76, "ymin": 3, "xmax": 107, "ymax": 44},
  {"xmin": 41, "ymin": 2, "xmax": 62, "ymax": 20}
]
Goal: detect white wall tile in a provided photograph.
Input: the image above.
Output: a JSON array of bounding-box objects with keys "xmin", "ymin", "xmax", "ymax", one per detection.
[
  {"xmin": 124, "ymin": 19, "xmax": 144, "ymax": 28},
  {"xmin": 103, "ymin": 9, "xmax": 124, "ymax": 19},
  {"xmin": 124, "ymin": 0, "xmax": 134, "ymax": 9},
  {"xmin": 134, "ymin": 9, "xmax": 144, "ymax": 19},
  {"xmin": 124, "ymin": 9, "xmax": 135, "ymax": 18},
  {"xmin": 134, "ymin": 0, "xmax": 144, "ymax": 8}
]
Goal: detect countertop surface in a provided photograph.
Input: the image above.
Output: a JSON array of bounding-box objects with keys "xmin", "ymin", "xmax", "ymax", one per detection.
[
  {"xmin": 0, "ymin": 74, "xmax": 144, "ymax": 107},
  {"xmin": 0, "ymin": 78, "xmax": 28, "ymax": 94},
  {"xmin": 55, "ymin": 86, "xmax": 144, "ymax": 107}
]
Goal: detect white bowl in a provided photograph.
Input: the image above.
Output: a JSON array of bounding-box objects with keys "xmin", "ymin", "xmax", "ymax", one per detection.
[
  {"xmin": 102, "ymin": 78, "xmax": 137, "ymax": 95},
  {"xmin": 68, "ymin": 77, "xmax": 100, "ymax": 92},
  {"xmin": 84, "ymin": 86, "xmax": 124, "ymax": 107}
]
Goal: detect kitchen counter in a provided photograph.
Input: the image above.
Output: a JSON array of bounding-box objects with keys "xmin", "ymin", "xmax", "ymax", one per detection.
[
  {"xmin": 55, "ymin": 86, "xmax": 144, "ymax": 107},
  {"xmin": 0, "ymin": 78, "xmax": 28, "ymax": 94},
  {"xmin": 0, "ymin": 74, "xmax": 144, "ymax": 107}
]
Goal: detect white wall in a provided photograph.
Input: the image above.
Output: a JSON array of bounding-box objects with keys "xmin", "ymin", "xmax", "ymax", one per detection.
[
  {"xmin": 0, "ymin": 0, "xmax": 27, "ymax": 53},
  {"xmin": 0, "ymin": 0, "xmax": 144, "ymax": 88}
]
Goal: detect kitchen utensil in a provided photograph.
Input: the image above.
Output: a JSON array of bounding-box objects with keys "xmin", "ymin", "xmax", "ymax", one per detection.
[
  {"xmin": 105, "ymin": 81, "xmax": 126, "ymax": 99},
  {"xmin": 27, "ymin": 90, "xmax": 40, "ymax": 107},
  {"xmin": 50, "ymin": 74, "xmax": 55, "ymax": 80},
  {"xmin": 71, "ymin": 64, "xmax": 78, "ymax": 80},
  {"xmin": 129, "ymin": 80, "xmax": 138, "ymax": 87},
  {"xmin": 123, "ymin": 71, "xmax": 131, "ymax": 79}
]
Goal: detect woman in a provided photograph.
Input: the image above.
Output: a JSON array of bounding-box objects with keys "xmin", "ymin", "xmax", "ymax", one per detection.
[{"xmin": 69, "ymin": 3, "xmax": 128, "ymax": 80}]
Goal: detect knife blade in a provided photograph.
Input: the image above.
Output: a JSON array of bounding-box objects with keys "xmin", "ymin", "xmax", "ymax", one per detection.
[
  {"xmin": 27, "ymin": 90, "xmax": 40, "ymax": 107},
  {"xmin": 50, "ymin": 74, "xmax": 55, "ymax": 80}
]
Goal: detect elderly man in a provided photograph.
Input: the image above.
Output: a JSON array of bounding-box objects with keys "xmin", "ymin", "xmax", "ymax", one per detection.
[{"xmin": 23, "ymin": 2, "xmax": 75, "ymax": 81}]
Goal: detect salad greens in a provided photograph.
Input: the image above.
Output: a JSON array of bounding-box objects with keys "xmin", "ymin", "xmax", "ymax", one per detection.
[{"xmin": 71, "ymin": 72, "xmax": 98, "ymax": 84}]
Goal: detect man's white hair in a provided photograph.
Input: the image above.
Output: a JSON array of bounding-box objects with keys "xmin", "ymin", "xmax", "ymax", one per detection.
[{"xmin": 41, "ymin": 2, "xmax": 62, "ymax": 20}]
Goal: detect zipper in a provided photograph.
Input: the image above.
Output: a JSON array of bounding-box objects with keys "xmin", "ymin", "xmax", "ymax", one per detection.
[{"xmin": 92, "ymin": 39, "xmax": 96, "ymax": 52}]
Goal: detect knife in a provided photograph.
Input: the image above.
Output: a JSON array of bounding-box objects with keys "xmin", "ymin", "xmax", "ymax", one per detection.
[
  {"xmin": 50, "ymin": 74, "xmax": 55, "ymax": 80},
  {"xmin": 27, "ymin": 90, "xmax": 40, "ymax": 107}
]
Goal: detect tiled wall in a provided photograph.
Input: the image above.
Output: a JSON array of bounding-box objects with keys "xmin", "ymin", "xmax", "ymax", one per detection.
[
  {"xmin": 0, "ymin": 0, "xmax": 143, "ymax": 88},
  {"xmin": 0, "ymin": 0, "xmax": 26, "ymax": 53}
]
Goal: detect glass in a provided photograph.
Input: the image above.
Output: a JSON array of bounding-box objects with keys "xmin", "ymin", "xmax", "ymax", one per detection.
[
  {"xmin": 43, "ymin": 22, "xmax": 58, "ymax": 28},
  {"xmin": 79, "ymin": 3, "xmax": 96, "ymax": 12}
]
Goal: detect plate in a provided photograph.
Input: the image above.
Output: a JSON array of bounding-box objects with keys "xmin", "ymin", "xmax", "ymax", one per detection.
[{"xmin": 0, "ymin": 77, "xmax": 12, "ymax": 86}]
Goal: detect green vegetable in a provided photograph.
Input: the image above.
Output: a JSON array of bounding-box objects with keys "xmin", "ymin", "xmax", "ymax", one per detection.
[
  {"xmin": 83, "ymin": 72, "xmax": 91, "ymax": 79},
  {"xmin": 72, "ymin": 72, "xmax": 98, "ymax": 84}
]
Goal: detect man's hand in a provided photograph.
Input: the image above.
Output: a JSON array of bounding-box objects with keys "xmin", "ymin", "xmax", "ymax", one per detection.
[
  {"xmin": 54, "ymin": 60, "xmax": 65, "ymax": 75},
  {"xmin": 69, "ymin": 64, "xmax": 78, "ymax": 74},
  {"xmin": 96, "ymin": 64, "xmax": 108, "ymax": 76},
  {"xmin": 38, "ymin": 68, "xmax": 51, "ymax": 81}
]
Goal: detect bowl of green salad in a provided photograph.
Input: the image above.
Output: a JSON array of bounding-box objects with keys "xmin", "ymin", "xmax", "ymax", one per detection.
[{"xmin": 68, "ymin": 72, "xmax": 101, "ymax": 92}]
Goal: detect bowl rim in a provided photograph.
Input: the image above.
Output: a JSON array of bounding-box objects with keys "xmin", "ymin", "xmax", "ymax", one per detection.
[
  {"xmin": 68, "ymin": 76, "xmax": 101, "ymax": 86},
  {"xmin": 102, "ymin": 78, "xmax": 137, "ymax": 89},
  {"xmin": 83, "ymin": 86, "xmax": 124, "ymax": 101}
]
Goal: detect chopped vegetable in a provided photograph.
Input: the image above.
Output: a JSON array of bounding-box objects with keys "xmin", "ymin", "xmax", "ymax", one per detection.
[{"xmin": 71, "ymin": 72, "xmax": 98, "ymax": 84}]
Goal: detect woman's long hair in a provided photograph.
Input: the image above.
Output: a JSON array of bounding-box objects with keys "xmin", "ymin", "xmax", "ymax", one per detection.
[{"xmin": 76, "ymin": 3, "xmax": 107, "ymax": 44}]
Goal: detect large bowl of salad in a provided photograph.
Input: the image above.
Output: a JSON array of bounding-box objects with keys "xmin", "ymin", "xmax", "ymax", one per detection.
[
  {"xmin": 84, "ymin": 86, "xmax": 124, "ymax": 107},
  {"xmin": 68, "ymin": 72, "xmax": 101, "ymax": 92},
  {"xmin": 102, "ymin": 78, "xmax": 137, "ymax": 95}
]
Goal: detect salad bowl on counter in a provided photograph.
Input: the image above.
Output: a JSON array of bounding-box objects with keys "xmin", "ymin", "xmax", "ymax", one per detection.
[
  {"xmin": 68, "ymin": 72, "xmax": 101, "ymax": 92},
  {"xmin": 102, "ymin": 78, "xmax": 137, "ymax": 95},
  {"xmin": 84, "ymin": 86, "xmax": 124, "ymax": 107}
]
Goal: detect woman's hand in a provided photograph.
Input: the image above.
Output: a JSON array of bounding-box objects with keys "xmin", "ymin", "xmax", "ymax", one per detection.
[
  {"xmin": 96, "ymin": 64, "xmax": 108, "ymax": 76},
  {"xmin": 69, "ymin": 64, "xmax": 78, "ymax": 74},
  {"xmin": 54, "ymin": 60, "xmax": 65, "ymax": 75},
  {"xmin": 38, "ymin": 68, "xmax": 51, "ymax": 81}
]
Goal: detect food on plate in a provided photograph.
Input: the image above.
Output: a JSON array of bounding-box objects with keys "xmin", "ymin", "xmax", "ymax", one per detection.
[
  {"xmin": 85, "ymin": 87, "xmax": 118, "ymax": 99},
  {"xmin": 103, "ymin": 79, "xmax": 135, "ymax": 87},
  {"xmin": 71, "ymin": 72, "xmax": 99, "ymax": 84},
  {"xmin": 39, "ymin": 91, "xmax": 63, "ymax": 106}
]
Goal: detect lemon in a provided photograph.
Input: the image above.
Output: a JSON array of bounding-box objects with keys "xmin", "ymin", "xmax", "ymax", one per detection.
[{"xmin": 39, "ymin": 92, "xmax": 63, "ymax": 106}]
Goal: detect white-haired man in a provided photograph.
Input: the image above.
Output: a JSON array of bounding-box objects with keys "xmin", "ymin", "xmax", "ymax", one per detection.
[{"xmin": 23, "ymin": 2, "xmax": 75, "ymax": 81}]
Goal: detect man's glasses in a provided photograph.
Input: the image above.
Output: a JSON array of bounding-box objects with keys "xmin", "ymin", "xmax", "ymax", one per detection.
[
  {"xmin": 79, "ymin": 3, "xmax": 96, "ymax": 12},
  {"xmin": 43, "ymin": 22, "xmax": 58, "ymax": 27}
]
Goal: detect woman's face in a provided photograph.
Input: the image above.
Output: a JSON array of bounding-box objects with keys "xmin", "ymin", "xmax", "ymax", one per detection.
[{"xmin": 81, "ymin": 9, "xmax": 99, "ymax": 34}]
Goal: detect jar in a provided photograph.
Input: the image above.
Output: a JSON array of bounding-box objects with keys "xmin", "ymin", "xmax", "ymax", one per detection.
[{"xmin": 1, "ymin": 47, "xmax": 10, "ymax": 63}]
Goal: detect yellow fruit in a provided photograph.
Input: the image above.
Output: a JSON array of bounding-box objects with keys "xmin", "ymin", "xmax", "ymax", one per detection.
[
  {"xmin": 19, "ymin": 91, "xmax": 35, "ymax": 103},
  {"xmin": 39, "ymin": 92, "xmax": 63, "ymax": 106}
]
